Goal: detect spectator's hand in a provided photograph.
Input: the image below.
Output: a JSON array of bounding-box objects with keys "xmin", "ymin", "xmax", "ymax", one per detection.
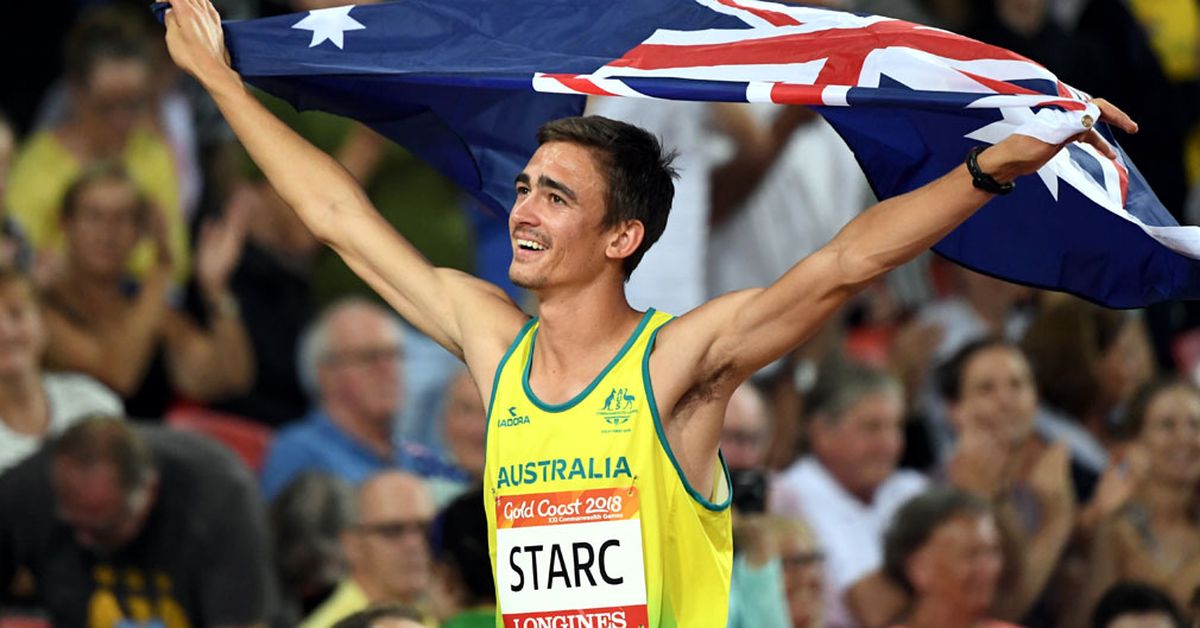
[
  {"xmin": 732, "ymin": 512, "xmax": 776, "ymax": 568},
  {"xmin": 195, "ymin": 200, "xmax": 249, "ymax": 300},
  {"xmin": 979, "ymin": 98, "xmax": 1137, "ymax": 183},
  {"xmin": 1027, "ymin": 442, "xmax": 1075, "ymax": 518},
  {"xmin": 947, "ymin": 425, "xmax": 1011, "ymax": 498},
  {"xmin": 145, "ymin": 203, "xmax": 175, "ymax": 276},
  {"xmin": 888, "ymin": 318, "xmax": 943, "ymax": 401},
  {"xmin": 1081, "ymin": 445, "xmax": 1147, "ymax": 533},
  {"xmin": 164, "ymin": 0, "xmax": 234, "ymax": 87}
]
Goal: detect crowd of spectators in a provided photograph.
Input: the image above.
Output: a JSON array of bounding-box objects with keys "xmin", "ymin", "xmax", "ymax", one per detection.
[{"xmin": 2, "ymin": 0, "xmax": 1199, "ymax": 627}]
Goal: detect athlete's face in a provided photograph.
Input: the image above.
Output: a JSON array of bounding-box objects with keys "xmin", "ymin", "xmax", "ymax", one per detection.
[{"xmin": 508, "ymin": 142, "xmax": 617, "ymax": 291}]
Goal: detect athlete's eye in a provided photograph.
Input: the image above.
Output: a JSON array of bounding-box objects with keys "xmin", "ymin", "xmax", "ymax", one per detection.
[
  {"xmin": 550, "ymin": 193, "xmax": 565, "ymax": 205},
  {"xmin": 516, "ymin": 185, "xmax": 530, "ymax": 196}
]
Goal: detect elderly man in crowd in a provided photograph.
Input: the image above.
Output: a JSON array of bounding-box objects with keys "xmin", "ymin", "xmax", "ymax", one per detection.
[
  {"xmin": 260, "ymin": 298, "xmax": 466, "ymax": 501},
  {"xmin": 302, "ymin": 470, "xmax": 436, "ymax": 628},
  {"xmin": 0, "ymin": 415, "xmax": 276, "ymax": 627},
  {"xmin": 771, "ymin": 362, "xmax": 927, "ymax": 627}
]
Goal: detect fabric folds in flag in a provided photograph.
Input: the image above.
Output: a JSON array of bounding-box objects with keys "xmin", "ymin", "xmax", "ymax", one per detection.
[{"xmin": 158, "ymin": 0, "xmax": 1200, "ymax": 307}]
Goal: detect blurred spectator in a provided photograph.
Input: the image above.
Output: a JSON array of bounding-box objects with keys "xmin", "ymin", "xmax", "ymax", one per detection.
[
  {"xmin": 882, "ymin": 487, "xmax": 1014, "ymax": 628},
  {"xmin": 39, "ymin": 163, "xmax": 254, "ymax": 419},
  {"xmin": 1091, "ymin": 581, "xmax": 1187, "ymax": 628},
  {"xmin": 707, "ymin": 108, "xmax": 869, "ymax": 300},
  {"xmin": 330, "ymin": 604, "xmax": 425, "ymax": 628},
  {"xmin": 939, "ymin": 337, "xmax": 1080, "ymax": 622},
  {"xmin": 1022, "ymin": 297, "xmax": 1155, "ymax": 476},
  {"xmin": 271, "ymin": 472, "xmax": 356, "ymax": 624},
  {"xmin": 5, "ymin": 7, "xmax": 189, "ymax": 284},
  {"xmin": 260, "ymin": 298, "xmax": 467, "ymax": 501},
  {"xmin": 0, "ymin": 267, "xmax": 122, "ymax": 473},
  {"xmin": 776, "ymin": 516, "xmax": 827, "ymax": 628},
  {"xmin": 33, "ymin": 4, "xmax": 205, "ymax": 224},
  {"xmin": 895, "ymin": 268, "xmax": 1035, "ymax": 467},
  {"xmin": 0, "ymin": 415, "xmax": 277, "ymax": 626},
  {"xmin": 438, "ymin": 368, "xmax": 486, "ymax": 482},
  {"xmin": 725, "ymin": 383, "xmax": 792, "ymax": 628},
  {"xmin": 194, "ymin": 180, "xmax": 316, "ymax": 427},
  {"xmin": 303, "ymin": 471, "xmax": 435, "ymax": 628},
  {"xmin": 1078, "ymin": 379, "xmax": 1200, "ymax": 620},
  {"xmin": 0, "ymin": 113, "xmax": 32, "ymax": 272},
  {"xmin": 429, "ymin": 488, "xmax": 495, "ymax": 628},
  {"xmin": 770, "ymin": 362, "xmax": 926, "ymax": 626}
]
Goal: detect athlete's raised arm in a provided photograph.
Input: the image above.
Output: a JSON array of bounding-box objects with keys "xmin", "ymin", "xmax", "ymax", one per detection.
[
  {"xmin": 655, "ymin": 100, "xmax": 1136, "ymax": 416},
  {"xmin": 162, "ymin": 0, "xmax": 526, "ymax": 364}
]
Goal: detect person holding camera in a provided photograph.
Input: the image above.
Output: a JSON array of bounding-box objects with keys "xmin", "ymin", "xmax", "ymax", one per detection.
[{"xmin": 725, "ymin": 382, "xmax": 824, "ymax": 627}]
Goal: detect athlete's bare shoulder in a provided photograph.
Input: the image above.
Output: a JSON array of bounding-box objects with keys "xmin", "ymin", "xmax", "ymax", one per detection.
[{"xmin": 648, "ymin": 288, "xmax": 762, "ymax": 414}]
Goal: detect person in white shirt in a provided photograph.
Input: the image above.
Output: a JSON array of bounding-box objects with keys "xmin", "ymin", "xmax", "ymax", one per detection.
[
  {"xmin": 770, "ymin": 361, "xmax": 926, "ymax": 627},
  {"xmin": 0, "ymin": 267, "xmax": 123, "ymax": 473}
]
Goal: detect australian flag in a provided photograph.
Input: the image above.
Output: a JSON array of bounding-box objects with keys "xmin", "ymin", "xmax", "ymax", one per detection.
[{"xmin": 173, "ymin": 0, "xmax": 1200, "ymax": 307}]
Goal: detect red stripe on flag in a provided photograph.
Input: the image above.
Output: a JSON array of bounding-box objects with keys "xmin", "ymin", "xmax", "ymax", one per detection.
[
  {"xmin": 768, "ymin": 83, "xmax": 827, "ymax": 105},
  {"xmin": 608, "ymin": 20, "xmax": 1031, "ymax": 87},
  {"xmin": 544, "ymin": 73, "xmax": 618, "ymax": 97},
  {"xmin": 716, "ymin": 0, "xmax": 802, "ymax": 26},
  {"xmin": 956, "ymin": 69, "xmax": 1039, "ymax": 95}
]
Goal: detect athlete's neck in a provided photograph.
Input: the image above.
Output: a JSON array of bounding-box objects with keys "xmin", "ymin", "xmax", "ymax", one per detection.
[{"xmin": 528, "ymin": 288, "xmax": 643, "ymax": 406}]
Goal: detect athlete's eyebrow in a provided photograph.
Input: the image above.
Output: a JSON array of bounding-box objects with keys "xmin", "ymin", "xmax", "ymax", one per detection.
[{"xmin": 538, "ymin": 175, "xmax": 577, "ymax": 202}]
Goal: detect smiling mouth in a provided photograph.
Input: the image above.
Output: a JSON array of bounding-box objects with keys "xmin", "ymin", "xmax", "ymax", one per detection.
[{"xmin": 516, "ymin": 238, "xmax": 548, "ymax": 251}]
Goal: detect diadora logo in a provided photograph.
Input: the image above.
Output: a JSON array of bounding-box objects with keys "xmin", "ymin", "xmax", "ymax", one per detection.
[
  {"xmin": 496, "ymin": 406, "xmax": 531, "ymax": 428},
  {"xmin": 597, "ymin": 387, "xmax": 637, "ymax": 430}
]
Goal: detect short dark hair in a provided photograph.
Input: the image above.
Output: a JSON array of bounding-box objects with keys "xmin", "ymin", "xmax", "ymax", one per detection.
[
  {"xmin": 429, "ymin": 488, "xmax": 494, "ymax": 605},
  {"xmin": 60, "ymin": 161, "xmax": 147, "ymax": 225},
  {"xmin": 51, "ymin": 415, "xmax": 155, "ymax": 494},
  {"xmin": 883, "ymin": 487, "xmax": 992, "ymax": 595},
  {"xmin": 64, "ymin": 5, "xmax": 152, "ymax": 87},
  {"xmin": 331, "ymin": 604, "xmax": 424, "ymax": 628},
  {"xmin": 536, "ymin": 116, "xmax": 678, "ymax": 278},
  {"xmin": 1114, "ymin": 378, "xmax": 1200, "ymax": 441},
  {"xmin": 938, "ymin": 336, "xmax": 1025, "ymax": 402},
  {"xmin": 1091, "ymin": 581, "xmax": 1185, "ymax": 628}
]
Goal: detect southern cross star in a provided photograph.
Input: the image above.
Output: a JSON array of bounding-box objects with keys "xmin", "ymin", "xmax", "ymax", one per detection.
[{"xmin": 291, "ymin": 5, "xmax": 366, "ymax": 50}]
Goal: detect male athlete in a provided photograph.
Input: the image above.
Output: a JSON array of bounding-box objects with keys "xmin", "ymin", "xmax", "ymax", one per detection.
[{"xmin": 163, "ymin": 1, "xmax": 1136, "ymax": 625}]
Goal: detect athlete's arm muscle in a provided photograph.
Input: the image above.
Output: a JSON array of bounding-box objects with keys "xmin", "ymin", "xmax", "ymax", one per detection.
[
  {"xmin": 163, "ymin": 0, "xmax": 527, "ymax": 371},
  {"xmin": 651, "ymin": 103, "xmax": 1136, "ymax": 488}
]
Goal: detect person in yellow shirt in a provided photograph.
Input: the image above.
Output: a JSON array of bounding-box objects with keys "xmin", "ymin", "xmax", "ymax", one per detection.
[
  {"xmin": 5, "ymin": 7, "xmax": 188, "ymax": 283},
  {"xmin": 302, "ymin": 472, "xmax": 437, "ymax": 628},
  {"xmin": 163, "ymin": 0, "xmax": 1137, "ymax": 625}
]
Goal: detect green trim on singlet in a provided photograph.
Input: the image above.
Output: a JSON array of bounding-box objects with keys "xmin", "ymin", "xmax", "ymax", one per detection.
[
  {"xmin": 520, "ymin": 308, "xmax": 656, "ymax": 413},
  {"xmin": 641, "ymin": 320, "xmax": 733, "ymax": 512}
]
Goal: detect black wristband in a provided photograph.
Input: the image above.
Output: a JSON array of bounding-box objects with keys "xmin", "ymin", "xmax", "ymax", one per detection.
[{"xmin": 966, "ymin": 146, "xmax": 1015, "ymax": 196}]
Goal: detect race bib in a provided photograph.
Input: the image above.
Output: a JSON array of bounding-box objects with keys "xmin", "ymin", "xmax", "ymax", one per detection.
[{"xmin": 496, "ymin": 487, "xmax": 648, "ymax": 628}]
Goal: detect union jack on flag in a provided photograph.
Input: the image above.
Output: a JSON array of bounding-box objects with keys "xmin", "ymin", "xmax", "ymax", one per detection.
[{"xmin": 165, "ymin": 0, "xmax": 1200, "ymax": 307}]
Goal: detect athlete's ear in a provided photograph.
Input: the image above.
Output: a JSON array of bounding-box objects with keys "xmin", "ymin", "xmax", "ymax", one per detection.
[{"xmin": 606, "ymin": 219, "xmax": 645, "ymax": 263}]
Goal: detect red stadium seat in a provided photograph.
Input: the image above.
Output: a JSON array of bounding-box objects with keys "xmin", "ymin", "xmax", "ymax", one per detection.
[{"xmin": 166, "ymin": 406, "xmax": 275, "ymax": 473}]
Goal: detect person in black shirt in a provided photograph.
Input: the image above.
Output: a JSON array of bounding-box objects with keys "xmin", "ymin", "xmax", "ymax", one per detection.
[{"xmin": 0, "ymin": 415, "xmax": 277, "ymax": 627}]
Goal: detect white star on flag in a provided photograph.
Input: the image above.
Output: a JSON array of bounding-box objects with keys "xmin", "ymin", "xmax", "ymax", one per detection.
[{"xmin": 291, "ymin": 6, "xmax": 366, "ymax": 50}]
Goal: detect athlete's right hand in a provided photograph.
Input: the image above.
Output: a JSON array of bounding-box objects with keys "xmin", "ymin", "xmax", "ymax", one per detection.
[{"xmin": 164, "ymin": 0, "xmax": 235, "ymax": 88}]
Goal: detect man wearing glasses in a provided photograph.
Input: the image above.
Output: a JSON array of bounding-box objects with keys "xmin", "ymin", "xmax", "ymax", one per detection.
[
  {"xmin": 260, "ymin": 298, "xmax": 467, "ymax": 502},
  {"xmin": 302, "ymin": 471, "xmax": 436, "ymax": 628}
]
